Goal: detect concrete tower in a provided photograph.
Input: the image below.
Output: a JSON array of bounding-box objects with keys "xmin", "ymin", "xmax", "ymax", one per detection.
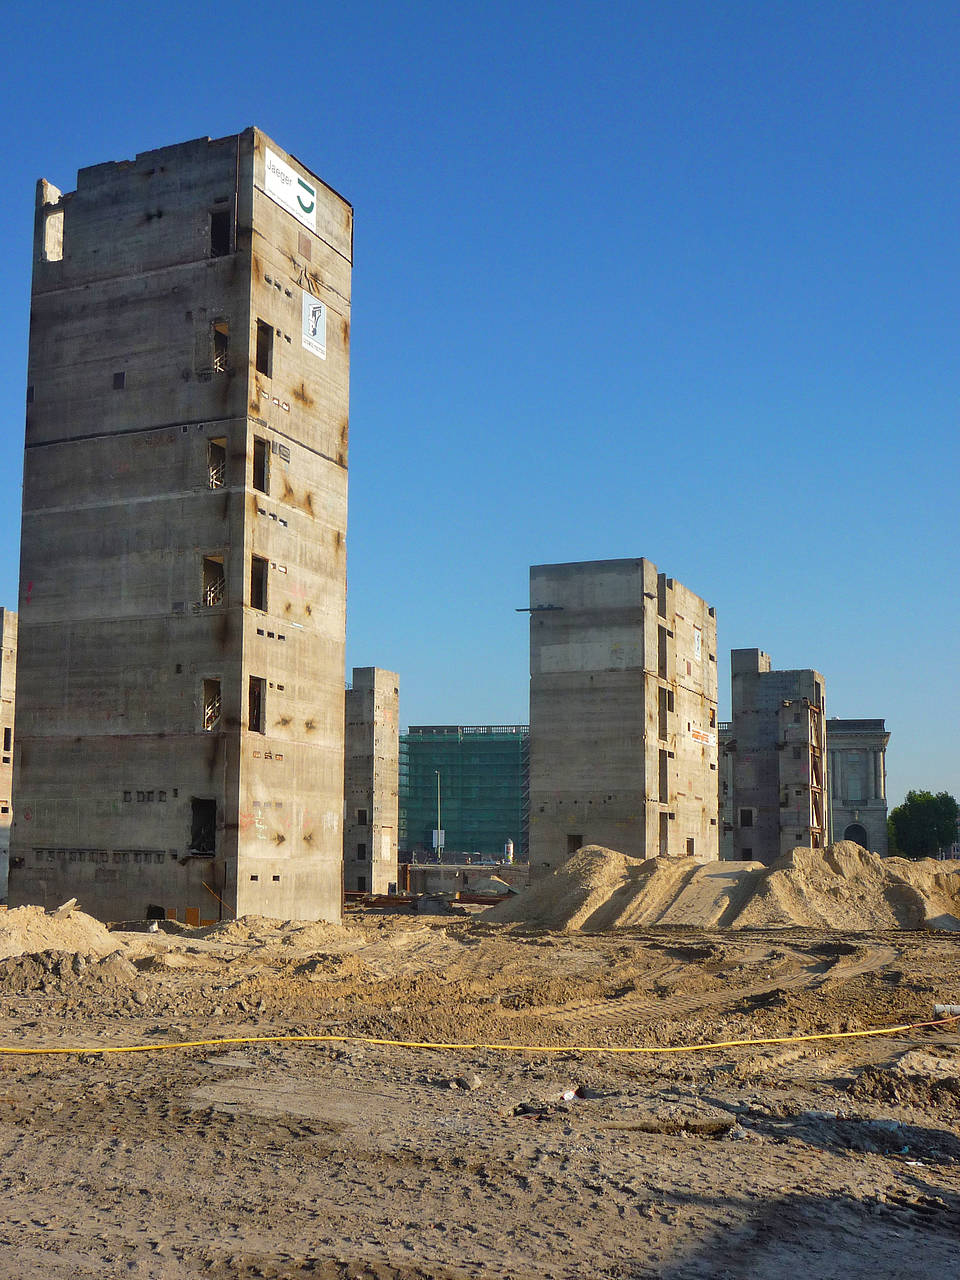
[
  {"xmin": 343, "ymin": 667, "xmax": 400, "ymax": 895},
  {"xmin": 528, "ymin": 559, "xmax": 719, "ymax": 877},
  {"xmin": 729, "ymin": 649, "xmax": 827, "ymax": 864},
  {"xmin": 10, "ymin": 130, "xmax": 352, "ymax": 923}
]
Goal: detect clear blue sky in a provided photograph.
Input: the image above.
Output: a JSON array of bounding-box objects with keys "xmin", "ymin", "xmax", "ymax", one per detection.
[{"xmin": 1, "ymin": 1, "xmax": 957, "ymax": 807}]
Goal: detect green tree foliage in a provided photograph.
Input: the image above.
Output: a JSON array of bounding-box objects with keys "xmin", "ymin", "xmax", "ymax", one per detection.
[{"xmin": 888, "ymin": 791, "xmax": 959, "ymax": 859}]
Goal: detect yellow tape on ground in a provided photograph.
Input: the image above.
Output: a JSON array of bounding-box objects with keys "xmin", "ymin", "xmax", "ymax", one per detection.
[{"xmin": 0, "ymin": 1015, "xmax": 956, "ymax": 1058}]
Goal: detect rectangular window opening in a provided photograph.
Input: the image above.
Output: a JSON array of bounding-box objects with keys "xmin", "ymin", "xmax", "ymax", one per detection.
[
  {"xmin": 357, "ymin": 875, "xmax": 367, "ymax": 892},
  {"xmin": 248, "ymin": 676, "xmax": 266, "ymax": 734},
  {"xmin": 658, "ymin": 749, "xmax": 668, "ymax": 803},
  {"xmin": 202, "ymin": 679, "xmax": 222, "ymax": 731},
  {"xmin": 686, "ymin": 837, "xmax": 695, "ymax": 856},
  {"xmin": 190, "ymin": 797, "xmax": 217, "ymax": 855},
  {"xmin": 659, "ymin": 812, "xmax": 669, "ymax": 857},
  {"xmin": 256, "ymin": 320, "xmax": 274, "ymax": 377},
  {"xmin": 212, "ymin": 321, "xmax": 229, "ymax": 373},
  {"xmin": 357, "ymin": 843, "xmax": 367, "ymax": 860},
  {"xmin": 566, "ymin": 834, "xmax": 583, "ymax": 855},
  {"xmin": 112, "ymin": 371, "xmax": 125, "ymax": 390},
  {"xmin": 2, "ymin": 728, "xmax": 10, "ymax": 752},
  {"xmin": 210, "ymin": 209, "xmax": 231, "ymax": 258},
  {"xmin": 657, "ymin": 625, "xmax": 668, "ymax": 679},
  {"xmin": 202, "ymin": 556, "xmax": 225, "ymax": 607},
  {"xmin": 207, "ymin": 437, "xmax": 227, "ymax": 490},
  {"xmin": 357, "ymin": 808, "xmax": 368, "ymax": 826},
  {"xmin": 657, "ymin": 686, "xmax": 668, "ymax": 741},
  {"xmin": 250, "ymin": 555, "xmax": 268, "ymax": 611},
  {"xmin": 739, "ymin": 808, "xmax": 754, "ymax": 828},
  {"xmin": 253, "ymin": 437, "xmax": 269, "ymax": 494}
]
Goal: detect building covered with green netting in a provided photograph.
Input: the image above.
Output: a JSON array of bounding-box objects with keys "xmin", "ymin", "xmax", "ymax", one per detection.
[{"xmin": 399, "ymin": 725, "xmax": 529, "ymax": 861}]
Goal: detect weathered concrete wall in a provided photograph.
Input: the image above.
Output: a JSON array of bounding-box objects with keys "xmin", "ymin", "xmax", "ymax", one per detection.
[
  {"xmin": 528, "ymin": 559, "xmax": 718, "ymax": 878},
  {"xmin": 827, "ymin": 719, "xmax": 889, "ymax": 854},
  {"xmin": 343, "ymin": 668, "xmax": 399, "ymax": 895},
  {"xmin": 0, "ymin": 610, "xmax": 16, "ymax": 897},
  {"xmin": 10, "ymin": 130, "xmax": 351, "ymax": 923},
  {"xmin": 729, "ymin": 650, "xmax": 826, "ymax": 865}
]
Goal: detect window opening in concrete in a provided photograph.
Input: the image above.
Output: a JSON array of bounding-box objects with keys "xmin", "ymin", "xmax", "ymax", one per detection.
[
  {"xmin": 667, "ymin": 690, "xmax": 674, "ymax": 712},
  {"xmin": 272, "ymin": 874, "xmax": 280, "ymax": 882},
  {"xmin": 659, "ymin": 812, "xmax": 669, "ymax": 856},
  {"xmin": 566, "ymin": 834, "xmax": 583, "ymax": 855},
  {"xmin": 657, "ymin": 572, "xmax": 667, "ymax": 618},
  {"xmin": 250, "ymin": 874, "xmax": 259, "ymax": 882},
  {"xmin": 743, "ymin": 847, "xmax": 752, "ymax": 858},
  {"xmin": 357, "ymin": 843, "xmax": 367, "ymax": 860},
  {"xmin": 253, "ymin": 437, "xmax": 269, "ymax": 494},
  {"xmin": 250, "ymin": 556, "xmax": 268, "ymax": 611},
  {"xmin": 207, "ymin": 438, "xmax": 227, "ymax": 489},
  {"xmin": 3, "ymin": 728, "xmax": 10, "ymax": 752},
  {"xmin": 686, "ymin": 838, "xmax": 695, "ymax": 856},
  {"xmin": 739, "ymin": 808, "xmax": 753, "ymax": 828},
  {"xmin": 709, "ymin": 708, "xmax": 716, "ymax": 728},
  {"xmin": 248, "ymin": 677, "xmax": 266, "ymax": 733},
  {"xmin": 357, "ymin": 808, "xmax": 368, "ymax": 825},
  {"xmin": 212, "ymin": 322, "xmax": 230, "ymax": 373},
  {"xmin": 26, "ymin": 386, "xmax": 34, "ymax": 404},
  {"xmin": 657, "ymin": 687, "xmax": 668, "ymax": 741},
  {"xmin": 202, "ymin": 679, "xmax": 221, "ymax": 731},
  {"xmin": 113, "ymin": 371, "xmax": 125, "ymax": 390},
  {"xmin": 123, "ymin": 791, "xmax": 131, "ymax": 802},
  {"xmin": 190, "ymin": 797, "xmax": 216, "ymax": 854},
  {"xmin": 658, "ymin": 750, "xmax": 668, "ymax": 802},
  {"xmin": 357, "ymin": 875, "xmax": 367, "ymax": 892},
  {"xmin": 42, "ymin": 207, "xmax": 64, "ymax": 262},
  {"xmin": 202, "ymin": 556, "xmax": 225, "ymax": 607},
  {"xmin": 210, "ymin": 210, "xmax": 231, "ymax": 258},
  {"xmin": 256, "ymin": 320, "xmax": 274, "ymax": 377},
  {"xmin": 657, "ymin": 626, "xmax": 668, "ymax": 678}
]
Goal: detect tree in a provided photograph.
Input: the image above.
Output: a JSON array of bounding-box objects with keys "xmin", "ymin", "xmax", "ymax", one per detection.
[{"xmin": 888, "ymin": 790, "xmax": 959, "ymax": 859}]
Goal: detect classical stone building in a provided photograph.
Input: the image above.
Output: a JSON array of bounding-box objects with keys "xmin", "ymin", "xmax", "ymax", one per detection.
[
  {"xmin": 343, "ymin": 668, "xmax": 399, "ymax": 895},
  {"xmin": 827, "ymin": 718, "xmax": 890, "ymax": 854},
  {"xmin": 10, "ymin": 130, "xmax": 352, "ymax": 923},
  {"xmin": 528, "ymin": 559, "xmax": 719, "ymax": 878},
  {"xmin": 728, "ymin": 649, "xmax": 827, "ymax": 864}
]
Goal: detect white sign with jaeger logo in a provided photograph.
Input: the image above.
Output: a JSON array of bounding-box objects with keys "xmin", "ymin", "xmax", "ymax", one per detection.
[
  {"xmin": 302, "ymin": 290, "xmax": 327, "ymax": 360},
  {"xmin": 264, "ymin": 147, "xmax": 317, "ymax": 232}
]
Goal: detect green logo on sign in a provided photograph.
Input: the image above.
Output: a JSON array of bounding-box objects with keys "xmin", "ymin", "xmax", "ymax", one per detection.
[{"xmin": 297, "ymin": 178, "xmax": 316, "ymax": 216}]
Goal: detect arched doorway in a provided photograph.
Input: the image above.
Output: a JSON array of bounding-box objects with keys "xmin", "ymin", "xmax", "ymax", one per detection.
[{"xmin": 843, "ymin": 822, "xmax": 869, "ymax": 848}]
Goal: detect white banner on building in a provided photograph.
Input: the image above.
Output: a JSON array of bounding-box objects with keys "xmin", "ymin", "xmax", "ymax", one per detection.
[
  {"xmin": 302, "ymin": 291, "xmax": 326, "ymax": 360},
  {"xmin": 264, "ymin": 148, "xmax": 317, "ymax": 232}
]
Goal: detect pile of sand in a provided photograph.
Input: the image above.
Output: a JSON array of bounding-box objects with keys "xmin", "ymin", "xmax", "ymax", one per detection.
[
  {"xmin": 488, "ymin": 843, "xmax": 960, "ymax": 932},
  {"xmin": 0, "ymin": 905, "xmax": 118, "ymax": 961}
]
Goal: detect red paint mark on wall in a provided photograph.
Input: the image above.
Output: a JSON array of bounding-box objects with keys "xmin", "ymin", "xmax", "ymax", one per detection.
[{"xmin": 24, "ymin": 582, "xmax": 33, "ymax": 604}]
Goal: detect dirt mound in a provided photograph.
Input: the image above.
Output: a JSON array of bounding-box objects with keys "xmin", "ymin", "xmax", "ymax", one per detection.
[
  {"xmin": 198, "ymin": 915, "xmax": 351, "ymax": 950},
  {"xmin": 486, "ymin": 846, "xmax": 646, "ymax": 930},
  {"xmin": 0, "ymin": 949, "xmax": 140, "ymax": 993},
  {"xmin": 493, "ymin": 843, "xmax": 960, "ymax": 932},
  {"xmin": 0, "ymin": 905, "xmax": 118, "ymax": 960}
]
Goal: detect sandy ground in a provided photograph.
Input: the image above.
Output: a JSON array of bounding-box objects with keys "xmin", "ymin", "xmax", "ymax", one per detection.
[{"xmin": 0, "ymin": 909, "xmax": 958, "ymax": 1279}]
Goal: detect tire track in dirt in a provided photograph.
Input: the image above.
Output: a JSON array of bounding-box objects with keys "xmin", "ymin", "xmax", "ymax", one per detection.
[{"xmin": 523, "ymin": 943, "xmax": 899, "ymax": 1031}]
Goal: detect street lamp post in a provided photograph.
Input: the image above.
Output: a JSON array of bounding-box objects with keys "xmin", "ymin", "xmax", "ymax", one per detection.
[{"xmin": 435, "ymin": 770, "xmax": 442, "ymax": 862}]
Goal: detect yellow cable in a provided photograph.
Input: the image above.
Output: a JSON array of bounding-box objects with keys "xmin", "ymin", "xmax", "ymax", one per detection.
[{"xmin": 0, "ymin": 1015, "xmax": 956, "ymax": 1058}]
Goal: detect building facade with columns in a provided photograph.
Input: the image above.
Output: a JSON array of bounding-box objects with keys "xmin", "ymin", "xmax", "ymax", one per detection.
[{"xmin": 827, "ymin": 719, "xmax": 890, "ymax": 855}]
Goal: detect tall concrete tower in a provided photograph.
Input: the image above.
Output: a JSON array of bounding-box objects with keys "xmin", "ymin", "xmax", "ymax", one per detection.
[
  {"xmin": 528, "ymin": 559, "xmax": 719, "ymax": 878},
  {"xmin": 729, "ymin": 649, "xmax": 827, "ymax": 864},
  {"xmin": 10, "ymin": 130, "xmax": 352, "ymax": 923}
]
